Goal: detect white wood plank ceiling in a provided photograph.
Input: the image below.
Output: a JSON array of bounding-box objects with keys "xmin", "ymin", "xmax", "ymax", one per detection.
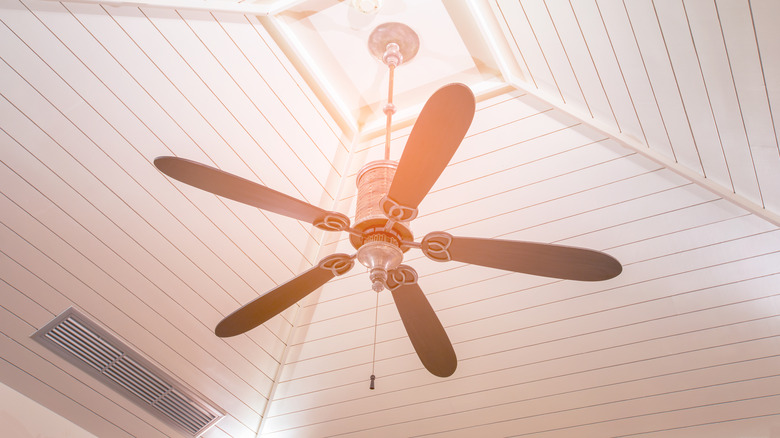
[{"xmin": 0, "ymin": 0, "xmax": 778, "ymax": 437}]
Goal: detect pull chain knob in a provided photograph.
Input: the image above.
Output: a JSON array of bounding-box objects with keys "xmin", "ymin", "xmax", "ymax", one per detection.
[{"xmin": 369, "ymin": 268, "xmax": 388, "ymax": 292}]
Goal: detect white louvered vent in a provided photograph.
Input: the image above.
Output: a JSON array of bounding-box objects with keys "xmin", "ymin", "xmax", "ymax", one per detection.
[{"xmin": 32, "ymin": 308, "xmax": 223, "ymax": 437}]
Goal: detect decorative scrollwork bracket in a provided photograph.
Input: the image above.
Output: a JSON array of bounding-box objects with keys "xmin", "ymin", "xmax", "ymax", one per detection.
[
  {"xmin": 385, "ymin": 265, "xmax": 418, "ymax": 291},
  {"xmin": 421, "ymin": 231, "xmax": 453, "ymax": 262},
  {"xmin": 313, "ymin": 212, "xmax": 351, "ymax": 232},
  {"xmin": 379, "ymin": 195, "xmax": 418, "ymax": 222},
  {"xmin": 318, "ymin": 253, "xmax": 355, "ymax": 276}
]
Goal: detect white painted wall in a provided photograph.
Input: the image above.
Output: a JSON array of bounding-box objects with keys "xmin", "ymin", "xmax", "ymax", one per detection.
[{"xmin": 0, "ymin": 381, "xmax": 98, "ymax": 438}]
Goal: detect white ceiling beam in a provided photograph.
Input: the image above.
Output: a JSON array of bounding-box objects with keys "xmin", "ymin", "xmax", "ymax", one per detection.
[
  {"xmin": 43, "ymin": 0, "xmax": 308, "ymax": 15},
  {"xmin": 466, "ymin": 0, "xmax": 521, "ymax": 85},
  {"xmin": 503, "ymin": 74, "xmax": 780, "ymax": 227},
  {"xmin": 357, "ymin": 79, "xmax": 513, "ymax": 142}
]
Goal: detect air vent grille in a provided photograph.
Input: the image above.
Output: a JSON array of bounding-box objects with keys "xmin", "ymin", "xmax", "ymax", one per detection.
[{"xmin": 33, "ymin": 308, "xmax": 222, "ymax": 437}]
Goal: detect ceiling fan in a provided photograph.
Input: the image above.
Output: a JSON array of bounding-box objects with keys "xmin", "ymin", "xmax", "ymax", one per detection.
[{"xmin": 154, "ymin": 23, "xmax": 621, "ymax": 379}]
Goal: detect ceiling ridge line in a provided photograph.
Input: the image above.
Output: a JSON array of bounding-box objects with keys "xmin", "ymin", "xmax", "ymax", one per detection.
[
  {"xmin": 258, "ymin": 13, "xmax": 359, "ymax": 138},
  {"xmin": 502, "ymin": 76, "xmax": 780, "ymax": 228},
  {"xmin": 254, "ymin": 130, "xmax": 363, "ymax": 438}
]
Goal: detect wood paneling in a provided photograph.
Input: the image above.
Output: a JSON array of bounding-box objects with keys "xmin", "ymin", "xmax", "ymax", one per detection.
[{"xmin": 0, "ymin": 0, "xmax": 778, "ymax": 437}]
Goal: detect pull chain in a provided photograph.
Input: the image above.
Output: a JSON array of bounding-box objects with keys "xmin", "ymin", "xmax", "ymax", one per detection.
[{"xmin": 371, "ymin": 41, "xmax": 402, "ymax": 390}]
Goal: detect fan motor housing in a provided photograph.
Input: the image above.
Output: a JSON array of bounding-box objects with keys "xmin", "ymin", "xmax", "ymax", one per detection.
[{"xmin": 351, "ymin": 160, "xmax": 413, "ymax": 251}]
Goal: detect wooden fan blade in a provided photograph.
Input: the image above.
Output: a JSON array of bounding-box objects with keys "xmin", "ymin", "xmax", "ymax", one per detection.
[
  {"xmin": 387, "ymin": 83, "xmax": 475, "ymax": 210},
  {"xmin": 390, "ymin": 276, "xmax": 457, "ymax": 377},
  {"xmin": 423, "ymin": 233, "xmax": 622, "ymax": 281},
  {"xmin": 155, "ymin": 156, "xmax": 348, "ymax": 228},
  {"xmin": 215, "ymin": 254, "xmax": 354, "ymax": 337}
]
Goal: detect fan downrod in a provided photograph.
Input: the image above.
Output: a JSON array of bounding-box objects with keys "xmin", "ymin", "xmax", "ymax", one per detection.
[{"xmin": 353, "ymin": 23, "xmax": 420, "ymax": 292}]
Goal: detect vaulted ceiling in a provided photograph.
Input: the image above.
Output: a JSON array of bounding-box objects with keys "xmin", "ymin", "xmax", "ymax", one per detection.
[{"xmin": 1, "ymin": 0, "xmax": 779, "ymax": 437}]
